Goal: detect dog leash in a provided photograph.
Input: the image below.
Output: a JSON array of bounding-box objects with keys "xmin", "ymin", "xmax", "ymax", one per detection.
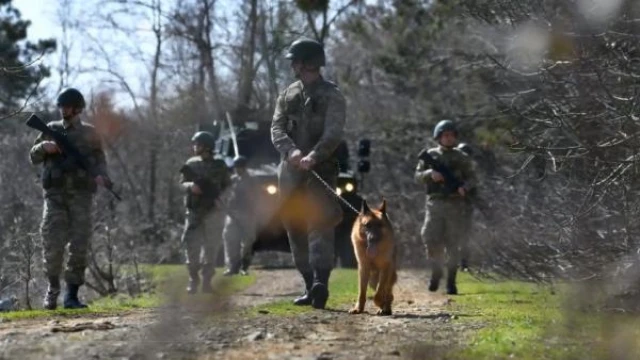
[{"xmin": 310, "ymin": 169, "xmax": 361, "ymax": 214}]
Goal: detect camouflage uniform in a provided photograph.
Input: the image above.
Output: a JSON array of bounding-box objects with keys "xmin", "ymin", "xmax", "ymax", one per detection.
[
  {"xmin": 415, "ymin": 145, "xmax": 476, "ymax": 293},
  {"xmin": 271, "ymin": 76, "xmax": 346, "ymax": 308},
  {"xmin": 29, "ymin": 117, "xmax": 108, "ymax": 305},
  {"xmin": 179, "ymin": 155, "xmax": 230, "ymax": 293},
  {"xmin": 223, "ymin": 171, "xmax": 259, "ymax": 274}
]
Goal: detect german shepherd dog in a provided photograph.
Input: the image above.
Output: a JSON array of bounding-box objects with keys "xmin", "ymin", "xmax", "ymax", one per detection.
[{"xmin": 348, "ymin": 199, "xmax": 398, "ymax": 316}]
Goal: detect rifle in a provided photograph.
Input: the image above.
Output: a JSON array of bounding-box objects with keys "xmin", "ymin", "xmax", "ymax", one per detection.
[
  {"xmin": 418, "ymin": 149, "xmax": 465, "ymax": 195},
  {"xmin": 418, "ymin": 149, "xmax": 494, "ymax": 221},
  {"xmin": 25, "ymin": 114, "xmax": 122, "ymax": 201},
  {"xmin": 180, "ymin": 165, "xmax": 219, "ymax": 209}
]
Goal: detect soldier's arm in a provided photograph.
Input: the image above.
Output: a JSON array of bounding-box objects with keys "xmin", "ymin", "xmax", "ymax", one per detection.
[
  {"xmin": 307, "ymin": 88, "xmax": 346, "ymax": 163},
  {"xmin": 179, "ymin": 164, "xmax": 194, "ymax": 192},
  {"xmin": 271, "ymin": 91, "xmax": 297, "ymax": 157},
  {"xmin": 414, "ymin": 159, "xmax": 434, "ymax": 184},
  {"xmin": 29, "ymin": 132, "xmax": 48, "ymax": 165}
]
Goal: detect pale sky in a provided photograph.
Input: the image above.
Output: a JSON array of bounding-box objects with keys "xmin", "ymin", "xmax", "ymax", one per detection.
[{"xmin": 11, "ymin": 0, "xmax": 375, "ymax": 110}]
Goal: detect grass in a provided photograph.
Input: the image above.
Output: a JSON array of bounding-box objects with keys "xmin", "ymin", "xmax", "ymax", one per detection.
[
  {"xmin": 449, "ymin": 273, "xmax": 640, "ymax": 360},
  {"xmin": 248, "ymin": 268, "xmax": 357, "ymax": 316},
  {"xmin": 0, "ymin": 265, "xmax": 256, "ymax": 321},
  {"xmin": 249, "ymin": 269, "xmax": 640, "ymax": 359}
]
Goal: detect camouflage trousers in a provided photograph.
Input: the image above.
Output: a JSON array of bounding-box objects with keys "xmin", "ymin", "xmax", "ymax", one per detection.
[
  {"xmin": 278, "ymin": 161, "xmax": 343, "ymax": 274},
  {"xmin": 420, "ymin": 197, "xmax": 468, "ymax": 268},
  {"xmin": 40, "ymin": 192, "xmax": 93, "ymax": 286},
  {"xmin": 223, "ymin": 214, "xmax": 257, "ymax": 270},
  {"xmin": 181, "ymin": 208, "xmax": 225, "ymax": 275}
]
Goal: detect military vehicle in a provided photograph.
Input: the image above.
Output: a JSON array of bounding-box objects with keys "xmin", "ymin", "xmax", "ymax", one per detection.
[{"xmin": 212, "ymin": 119, "xmax": 370, "ymax": 268}]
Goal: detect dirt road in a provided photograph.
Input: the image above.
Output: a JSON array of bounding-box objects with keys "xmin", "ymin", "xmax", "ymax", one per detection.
[{"xmin": 0, "ymin": 269, "xmax": 478, "ymax": 360}]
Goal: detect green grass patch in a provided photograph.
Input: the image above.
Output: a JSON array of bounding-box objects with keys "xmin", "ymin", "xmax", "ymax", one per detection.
[
  {"xmin": 0, "ymin": 265, "xmax": 255, "ymax": 321},
  {"xmin": 449, "ymin": 273, "xmax": 640, "ymax": 360},
  {"xmin": 248, "ymin": 268, "xmax": 358, "ymax": 316}
]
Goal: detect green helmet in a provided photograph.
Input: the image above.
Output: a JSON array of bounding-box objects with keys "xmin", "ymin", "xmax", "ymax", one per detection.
[
  {"xmin": 191, "ymin": 131, "xmax": 216, "ymax": 149},
  {"xmin": 285, "ymin": 38, "xmax": 325, "ymax": 67},
  {"xmin": 457, "ymin": 142, "xmax": 473, "ymax": 155},
  {"xmin": 56, "ymin": 88, "xmax": 86, "ymax": 109},
  {"xmin": 433, "ymin": 120, "xmax": 457, "ymax": 139}
]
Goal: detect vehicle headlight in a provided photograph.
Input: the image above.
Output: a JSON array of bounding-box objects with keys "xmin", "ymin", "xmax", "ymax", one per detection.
[
  {"xmin": 344, "ymin": 182, "xmax": 354, "ymax": 192},
  {"xmin": 336, "ymin": 187, "xmax": 343, "ymax": 196},
  {"xmin": 266, "ymin": 184, "xmax": 278, "ymax": 195}
]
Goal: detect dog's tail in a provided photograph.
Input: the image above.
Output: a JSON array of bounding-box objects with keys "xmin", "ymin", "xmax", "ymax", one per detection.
[{"xmin": 369, "ymin": 269, "xmax": 380, "ymax": 290}]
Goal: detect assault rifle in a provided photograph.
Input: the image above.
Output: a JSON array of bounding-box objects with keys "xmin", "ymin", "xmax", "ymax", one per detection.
[
  {"xmin": 418, "ymin": 149, "xmax": 493, "ymax": 220},
  {"xmin": 180, "ymin": 165, "xmax": 220, "ymax": 209},
  {"xmin": 418, "ymin": 149, "xmax": 465, "ymax": 195},
  {"xmin": 25, "ymin": 114, "xmax": 122, "ymax": 201}
]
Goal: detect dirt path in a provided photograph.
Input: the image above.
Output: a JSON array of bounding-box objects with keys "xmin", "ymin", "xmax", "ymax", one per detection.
[{"xmin": 0, "ymin": 269, "xmax": 479, "ymax": 360}]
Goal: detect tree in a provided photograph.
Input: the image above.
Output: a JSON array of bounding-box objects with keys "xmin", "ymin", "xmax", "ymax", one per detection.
[{"xmin": 0, "ymin": 0, "xmax": 56, "ymax": 113}]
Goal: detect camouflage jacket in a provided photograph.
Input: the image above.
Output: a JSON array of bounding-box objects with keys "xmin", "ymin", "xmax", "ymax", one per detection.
[
  {"xmin": 271, "ymin": 77, "xmax": 346, "ymax": 165},
  {"xmin": 29, "ymin": 117, "xmax": 108, "ymax": 194},
  {"xmin": 179, "ymin": 155, "xmax": 231, "ymax": 211},
  {"xmin": 226, "ymin": 173, "xmax": 259, "ymax": 218},
  {"xmin": 414, "ymin": 146, "xmax": 477, "ymax": 199}
]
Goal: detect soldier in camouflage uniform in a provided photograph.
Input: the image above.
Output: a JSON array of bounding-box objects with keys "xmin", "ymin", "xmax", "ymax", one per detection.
[
  {"xmin": 271, "ymin": 38, "xmax": 346, "ymax": 309},
  {"xmin": 415, "ymin": 120, "xmax": 477, "ymax": 295},
  {"xmin": 223, "ymin": 156, "xmax": 259, "ymax": 276},
  {"xmin": 179, "ymin": 131, "xmax": 230, "ymax": 294},
  {"xmin": 29, "ymin": 88, "xmax": 111, "ymax": 310}
]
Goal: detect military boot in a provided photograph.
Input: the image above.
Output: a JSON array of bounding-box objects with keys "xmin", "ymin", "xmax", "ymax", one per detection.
[
  {"xmin": 187, "ymin": 266, "xmax": 200, "ymax": 295},
  {"xmin": 310, "ymin": 269, "xmax": 331, "ymax": 310},
  {"xmin": 63, "ymin": 284, "xmax": 88, "ymax": 309},
  {"xmin": 446, "ymin": 266, "xmax": 458, "ymax": 295},
  {"xmin": 428, "ymin": 265, "xmax": 443, "ymax": 292},
  {"xmin": 201, "ymin": 265, "xmax": 215, "ymax": 294},
  {"xmin": 223, "ymin": 267, "xmax": 239, "ymax": 277},
  {"xmin": 293, "ymin": 271, "xmax": 314, "ymax": 306},
  {"xmin": 239, "ymin": 255, "xmax": 252, "ymax": 276},
  {"xmin": 43, "ymin": 277, "xmax": 60, "ymax": 310}
]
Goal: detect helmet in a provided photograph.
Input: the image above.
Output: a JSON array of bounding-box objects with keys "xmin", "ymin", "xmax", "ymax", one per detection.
[
  {"xmin": 56, "ymin": 88, "xmax": 86, "ymax": 109},
  {"xmin": 457, "ymin": 142, "xmax": 473, "ymax": 156},
  {"xmin": 285, "ymin": 38, "xmax": 326, "ymax": 67},
  {"xmin": 233, "ymin": 155, "xmax": 248, "ymax": 168},
  {"xmin": 191, "ymin": 131, "xmax": 216, "ymax": 149},
  {"xmin": 433, "ymin": 120, "xmax": 457, "ymax": 139}
]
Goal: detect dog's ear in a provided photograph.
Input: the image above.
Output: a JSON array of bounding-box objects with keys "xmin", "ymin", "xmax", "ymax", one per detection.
[
  {"xmin": 379, "ymin": 198, "xmax": 387, "ymax": 215},
  {"xmin": 360, "ymin": 200, "xmax": 371, "ymax": 214}
]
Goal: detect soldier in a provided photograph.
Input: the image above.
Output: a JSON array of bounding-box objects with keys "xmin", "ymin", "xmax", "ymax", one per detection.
[
  {"xmin": 271, "ymin": 37, "xmax": 346, "ymax": 309},
  {"xmin": 29, "ymin": 87, "xmax": 112, "ymax": 310},
  {"xmin": 179, "ymin": 131, "xmax": 230, "ymax": 294},
  {"xmin": 223, "ymin": 156, "xmax": 259, "ymax": 276},
  {"xmin": 415, "ymin": 120, "xmax": 477, "ymax": 295}
]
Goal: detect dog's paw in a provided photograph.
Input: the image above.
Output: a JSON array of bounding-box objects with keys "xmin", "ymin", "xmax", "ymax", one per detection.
[
  {"xmin": 348, "ymin": 308, "xmax": 364, "ymax": 315},
  {"xmin": 377, "ymin": 308, "xmax": 392, "ymax": 316}
]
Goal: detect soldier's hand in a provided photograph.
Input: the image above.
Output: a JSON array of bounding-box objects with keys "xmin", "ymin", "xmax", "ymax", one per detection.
[
  {"xmin": 457, "ymin": 187, "xmax": 466, "ymax": 197},
  {"xmin": 191, "ymin": 184, "xmax": 203, "ymax": 195},
  {"xmin": 288, "ymin": 149, "xmax": 303, "ymax": 166},
  {"xmin": 431, "ymin": 171, "xmax": 444, "ymax": 183},
  {"xmin": 299, "ymin": 156, "xmax": 316, "ymax": 171},
  {"xmin": 42, "ymin": 141, "xmax": 61, "ymax": 154}
]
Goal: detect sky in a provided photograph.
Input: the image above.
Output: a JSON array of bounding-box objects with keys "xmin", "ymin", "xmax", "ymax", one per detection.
[
  {"xmin": 13, "ymin": 0, "xmax": 186, "ymax": 110},
  {"xmin": 11, "ymin": 0, "xmax": 379, "ymax": 111}
]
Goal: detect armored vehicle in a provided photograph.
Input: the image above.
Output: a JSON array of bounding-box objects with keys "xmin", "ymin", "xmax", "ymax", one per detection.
[{"xmin": 213, "ymin": 119, "xmax": 370, "ymax": 268}]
